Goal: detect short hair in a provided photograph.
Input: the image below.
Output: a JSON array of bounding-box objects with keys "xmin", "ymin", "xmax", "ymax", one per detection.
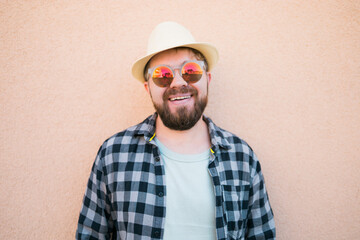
[{"xmin": 143, "ymin": 47, "xmax": 209, "ymax": 82}]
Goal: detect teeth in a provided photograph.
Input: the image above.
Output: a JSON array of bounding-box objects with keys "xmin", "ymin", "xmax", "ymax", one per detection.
[{"xmin": 170, "ymin": 96, "xmax": 191, "ymax": 101}]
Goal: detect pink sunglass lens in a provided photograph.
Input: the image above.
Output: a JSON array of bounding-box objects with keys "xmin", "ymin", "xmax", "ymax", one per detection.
[
  {"xmin": 182, "ymin": 62, "xmax": 203, "ymax": 83},
  {"xmin": 152, "ymin": 66, "xmax": 174, "ymax": 87}
]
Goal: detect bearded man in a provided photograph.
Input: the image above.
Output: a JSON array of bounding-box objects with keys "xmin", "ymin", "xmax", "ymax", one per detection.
[{"xmin": 76, "ymin": 21, "xmax": 276, "ymax": 240}]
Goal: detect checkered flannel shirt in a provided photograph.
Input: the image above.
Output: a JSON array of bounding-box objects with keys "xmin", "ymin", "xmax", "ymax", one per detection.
[{"xmin": 76, "ymin": 113, "xmax": 276, "ymax": 240}]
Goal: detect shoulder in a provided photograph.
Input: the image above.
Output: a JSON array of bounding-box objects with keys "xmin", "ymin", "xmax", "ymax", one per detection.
[
  {"xmin": 220, "ymin": 128, "xmax": 259, "ymax": 166},
  {"xmin": 217, "ymin": 126, "xmax": 254, "ymax": 155},
  {"xmin": 205, "ymin": 115, "xmax": 254, "ymax": 156},
  {"xmin": 205, "ymin": 116, "xmax": 262, "ymax": 178},
  {"xmin": 96, "ymin": 114, "xmax": 156, "ymax": 160}
]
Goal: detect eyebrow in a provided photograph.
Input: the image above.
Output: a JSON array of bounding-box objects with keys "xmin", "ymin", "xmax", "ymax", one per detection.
[
  {"xmin": 169, "ymin": 61, "xmax": 187, "ymax": 69},
  {"xmin": 167, "ymin": 60, "xmax": 195, "ymax": 68}
]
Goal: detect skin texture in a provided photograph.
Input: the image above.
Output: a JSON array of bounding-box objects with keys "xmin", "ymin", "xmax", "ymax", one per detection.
[{"xmin": 144, "ymin": 48, "xmax": 212, "ymax": 154}]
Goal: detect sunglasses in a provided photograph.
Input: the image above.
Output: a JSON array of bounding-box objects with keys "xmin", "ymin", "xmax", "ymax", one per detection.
[{"xmin": 147, "ymin": 60, "xmax": 205, "ymax": 87}]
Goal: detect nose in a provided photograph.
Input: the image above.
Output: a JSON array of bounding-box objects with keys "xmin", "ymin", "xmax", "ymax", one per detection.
[{"xmin": 169, "ymin": 69, "xmax": 188, "ymax": 88}]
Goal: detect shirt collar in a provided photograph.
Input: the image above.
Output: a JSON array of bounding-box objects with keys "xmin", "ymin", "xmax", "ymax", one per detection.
[
  {"xmin": 134, "ymin": 113, "xmax": 231, "ymax": 150},
  {"xmin": 202, "ymin": 115, "xmax": 231, "ymax": 150}
]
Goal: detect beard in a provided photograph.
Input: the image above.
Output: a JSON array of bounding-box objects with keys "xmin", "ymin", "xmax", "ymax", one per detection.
[{"xmin": 152, "ymin": 85, "xmax": 208, "ymax": 131}]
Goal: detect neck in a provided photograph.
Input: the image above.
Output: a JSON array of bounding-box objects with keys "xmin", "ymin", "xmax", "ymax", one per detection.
[{"xmin": 155, "ymin": 115, "xmax": 211, "ymax": 154}]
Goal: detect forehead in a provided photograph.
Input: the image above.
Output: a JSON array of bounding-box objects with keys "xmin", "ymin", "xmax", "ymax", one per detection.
[{"xmin": 148, "ymin": 48, "xmax": 197, "ymax": 68}]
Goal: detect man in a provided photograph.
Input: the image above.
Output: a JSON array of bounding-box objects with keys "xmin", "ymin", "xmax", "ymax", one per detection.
[{"xmin": 76, "ymin": 21, "xmax": 276, "ymax": 240}]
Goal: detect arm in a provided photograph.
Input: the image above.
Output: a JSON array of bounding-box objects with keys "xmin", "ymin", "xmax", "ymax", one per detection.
[
  {"xmin": 246, "ymin": 157, "xmax": 276, "ymax": 240},
  {"xmin": 76, "ymin": 150, "xmax": 114, "ymax": 240}
]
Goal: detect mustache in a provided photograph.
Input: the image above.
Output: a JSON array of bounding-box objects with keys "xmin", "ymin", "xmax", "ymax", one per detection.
[{"xmin": 162, "ymin": 86, "xmax": 198, "ymax": 101}]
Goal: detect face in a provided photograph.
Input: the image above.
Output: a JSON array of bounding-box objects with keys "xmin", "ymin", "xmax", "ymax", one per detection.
[{"xmin": 144, "ymin": 48, "xmax": 211, "ymax": 131}]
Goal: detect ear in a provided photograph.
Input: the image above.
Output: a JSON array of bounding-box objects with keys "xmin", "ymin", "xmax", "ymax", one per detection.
[
  {"xmin": 144, "ymin": 81, "xmax": 150, "ymax": 95},
  {"xmin": 206, "ymin": 72, "xmax": 212, "ymax": 84}
]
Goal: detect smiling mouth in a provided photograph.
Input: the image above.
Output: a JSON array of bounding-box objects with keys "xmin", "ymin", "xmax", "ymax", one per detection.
[{"xmin": 169, "ymin": 95, "xmax": 192, "ymax": 101}]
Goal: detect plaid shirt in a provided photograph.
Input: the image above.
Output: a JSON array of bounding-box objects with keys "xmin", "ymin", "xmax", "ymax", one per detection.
[{"xmin": 76, "ymin": 113, "xmax": 276, "ymax": 240}]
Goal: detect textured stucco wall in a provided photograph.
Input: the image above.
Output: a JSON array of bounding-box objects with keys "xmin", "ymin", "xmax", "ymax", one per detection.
[{"xmin": 1, "ymin": 1, "xmax": 359, "ymax": 239}]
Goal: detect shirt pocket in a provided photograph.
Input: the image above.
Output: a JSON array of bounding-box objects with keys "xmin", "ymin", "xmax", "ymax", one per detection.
[{"xmin": 222, "ymin": 184, "xmax": 250, "ymax": 239}]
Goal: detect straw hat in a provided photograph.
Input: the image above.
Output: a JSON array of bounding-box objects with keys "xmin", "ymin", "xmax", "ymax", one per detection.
[{"xmin": 131, "ymin": 21, "xmax": 219, "ymax": 83}]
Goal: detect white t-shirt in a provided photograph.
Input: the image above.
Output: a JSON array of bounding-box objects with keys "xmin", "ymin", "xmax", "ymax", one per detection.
[{"xmin": 154, "ymin": 137, "xmax": 216, "ymax": 240}]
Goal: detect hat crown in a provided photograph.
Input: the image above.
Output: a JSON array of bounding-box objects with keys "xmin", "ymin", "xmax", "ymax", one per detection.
[{"xmin": 147, "ymin": 22, "xmax": 196, "ymax": 55}]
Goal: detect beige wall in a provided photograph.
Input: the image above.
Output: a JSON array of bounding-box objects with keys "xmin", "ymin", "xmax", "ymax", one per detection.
[{"xmin": 1, "ymin": 1, "xmax": 359, "ymax": 239}]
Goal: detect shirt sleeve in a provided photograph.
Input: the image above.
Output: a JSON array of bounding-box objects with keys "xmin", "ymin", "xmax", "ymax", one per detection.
[
  {"xmin": 76, "ymin": 149, "xmax": 114, "ymax": 240},
  {"xmin": 245, "ymin": 155, "xmax": 276, "ymax": 240}
]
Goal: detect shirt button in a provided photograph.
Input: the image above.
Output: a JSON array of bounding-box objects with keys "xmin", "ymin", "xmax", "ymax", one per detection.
[
  {"xmin": 158, "ymin": 191, "xmax": 164, "ymax": 197},
  {"xmin": 155, "ymin": 156, "xmax": 160, "ymax": 162},
  {"xmin": 154, "ymin": 230, "xmax": 160, "ymax": 238}
]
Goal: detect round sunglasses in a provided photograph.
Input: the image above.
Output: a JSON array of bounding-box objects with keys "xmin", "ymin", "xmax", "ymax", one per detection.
[{"xmin": 147, "ymin": 60, "xmax": 205, "ymax": 87}]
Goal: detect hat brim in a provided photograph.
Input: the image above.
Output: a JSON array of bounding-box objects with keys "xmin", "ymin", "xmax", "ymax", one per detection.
[{"xmin": 131, "ymin": 42, "xmax": 219, "ymax": 83}]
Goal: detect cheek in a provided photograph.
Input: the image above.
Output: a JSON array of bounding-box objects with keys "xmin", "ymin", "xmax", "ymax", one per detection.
[
  {"xmin": 195, "ymin": 81, "xmax": 208, "ymax": 96},
  {"xmin": 149, "ymin": 85, "xmax": 166, "ymax": 101}
]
